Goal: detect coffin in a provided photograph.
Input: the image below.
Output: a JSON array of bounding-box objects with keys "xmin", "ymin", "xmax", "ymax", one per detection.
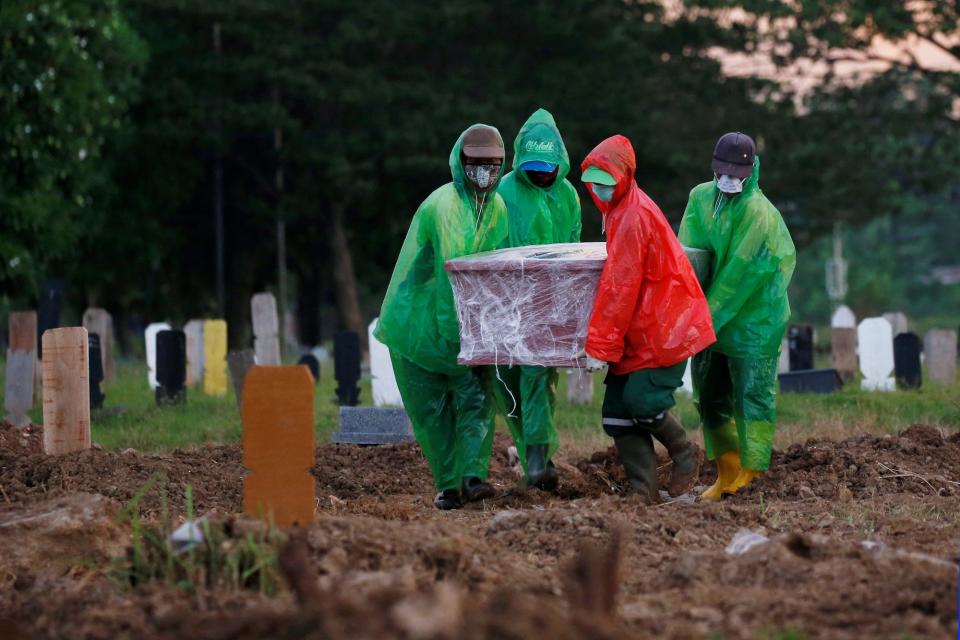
[{"xmin": 445, "ymin": 242, "xmax": 712, "ymax": 367}]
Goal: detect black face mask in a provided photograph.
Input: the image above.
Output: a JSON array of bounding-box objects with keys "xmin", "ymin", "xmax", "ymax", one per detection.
[{"xmin": 525, "ymin": 168, "xmax": 559, "ymax": 188}]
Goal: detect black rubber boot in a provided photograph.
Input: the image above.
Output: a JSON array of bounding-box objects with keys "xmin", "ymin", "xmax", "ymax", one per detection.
[
  {"xmin": 433, "ymin": 489, "xmax": 462, "ymax": 510},
  {"xmin": 525, "ymin": 444, "xmax": 559, "ymax": 492},
  {"xmin": 613, "ymin": 433, "xmax": 660, "ymax": 504},
  {"xmin": 462, "ymin": 476, "xmax": 496, "ymax": 502},
  {"xmin": 647, "ymin": 412, "xmax": 702, "ymax": 497}
]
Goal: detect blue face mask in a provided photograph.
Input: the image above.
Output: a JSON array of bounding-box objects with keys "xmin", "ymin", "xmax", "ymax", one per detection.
[{"xmin": 591, "ymin": 183, "xmax": 615, "ymax": 202}]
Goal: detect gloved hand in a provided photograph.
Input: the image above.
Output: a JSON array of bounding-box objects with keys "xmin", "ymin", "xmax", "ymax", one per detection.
[{"xmin": 575, "ymin": 349, "xmax": 607, "ymax": 372}]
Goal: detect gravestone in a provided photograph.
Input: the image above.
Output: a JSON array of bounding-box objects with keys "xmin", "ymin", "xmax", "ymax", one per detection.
[
  {"xmin": 831, "ymin": 305, "xmax": 856, "ymax": 329},
  {"xmin": 251, "ymin": 292, "xmax": 281, "ymax": 365},
  {"xmin": 242, "ymin": 366, "xmax": 315, "ymax": 527},
  {"xmin": 5, "ymin": 311, "xmax": 37, "ymax": 427},
  {"xmin": 82, "ymin": 308, "xmax": 115, "ymax": 382},
  {"xmin": 368, "ymin": 319, "xmax": 402, "ymax": 406},
  {"xmin": 156, "ymin": 330, "xmax": 187, "ymax": 405},
  {"xmin": 779, "ymin": 368, "xmax": 843, "ymax": 394},
  {"xmin": 893, "ymin": 332, "xmax": 922, "ymax": 390},
  {"xmin": 332, "ymin": 407, "xmax": 414, "ymax": 445},
  {"xmin": 679, "ymin": 360, "xmax": 693, "ymax": 396},
  {"xmin": 858, "ymin": 317, "xmax": 895, "ymax": 391},
  {"xmin": 777, "ymin": 336, "xmax": 790, "ymax": 374},
  {"xmin": 88, "ymin": 333, "xmax": 105, "ymax": 410},
  {"xmin": 883, "ymin": 311, "xmax": 909, "ymax": 337},
  {"xmin": 334, "ymin": 330, "xmax": 361, "ymax": 406},
  {"xmin": 923, "ymin": 329, "xmax": 957, "ymax": 385},
  {"xmin": 228, "ymin": 349, "xmax": 256, "ymax": 406},
  {"xmin": 145, "ymin": 322, "xmax": 172, "ymax": 390},
  {"xmin": 203, "ymin": 320, "xmax": 228, "ymax": 396},
  {"xmin": 831, "ymin": 328, "xmax": 857, "ymax": 382},
  {"xmin": 42, "ymin": 327, "xmax": 91, "ymax": 455},
  {"xmin": 788, "ymin": 324, "xmax": 814, "ymax": 371},
  {"xmin": 183, "ymin": 320, "xmax": 205, "ymax": 386},
  {"xmin": 566, "ymin": 368, "xmax": 595, "ymax": 404},
  {"xmin": 37, "ymin": 279, "xmax": 65, "ymax": 356},
  {"xmin": 297, "ymin": 354, "xmax": 320, "ymax": 383}
]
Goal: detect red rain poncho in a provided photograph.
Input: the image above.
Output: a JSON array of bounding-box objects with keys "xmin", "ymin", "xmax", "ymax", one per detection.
[{"xmin": 583, "ymin": 135, "xmax": 716, "ymax": 375}]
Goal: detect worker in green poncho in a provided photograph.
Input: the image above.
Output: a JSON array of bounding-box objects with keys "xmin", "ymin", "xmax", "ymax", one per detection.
[
  {"xmin": 374, "ymin": 124, "xmax": 509, "ymax": 510},
  {"xmin": 678, "ymin": 132, "xmax": 796, "ymax": 500},
  {"xmin": 493, "ymin": 108, "xmax": 581, "ymax": 491}
]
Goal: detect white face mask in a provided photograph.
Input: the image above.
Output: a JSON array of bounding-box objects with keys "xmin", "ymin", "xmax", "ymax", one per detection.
[
  {"xmin": 591, "ymin": 184, "xmax": 615, "ymax": 202},
  {"xmin": 717, "ymin": 174, "xmax": 744, "ymax": 194}
]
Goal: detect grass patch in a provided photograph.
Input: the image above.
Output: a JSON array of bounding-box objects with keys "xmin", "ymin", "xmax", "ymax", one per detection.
[{"xmin": 0, "ymin": 356, "xmax": 956, "ymax": 453}]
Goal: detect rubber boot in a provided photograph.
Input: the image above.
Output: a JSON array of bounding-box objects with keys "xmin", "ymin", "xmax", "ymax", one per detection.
[
  {"xmin": 725, "ymin": 468, "xmax": 762, "ymax": 494},
  {"xmin": 613, "ymin": 433, "xmax": 660, "ymax": 504},
  {"xmin": 648, "ymin": 412, "xmax": 703, "ymax": 497},
  {"xmin": 433, "ymin": 489, "xmax": 462, "ymax": 510},
  {"xmin": 700, "ymin": 450, "xmax": 742, "ymax": 501},
  {"xmin": 526, "ymin": 444, "xmax": 559, "ymax": 492},
  {"xmin": 462, "ymin": 476, "xmax": 496, "ymax": 502}
]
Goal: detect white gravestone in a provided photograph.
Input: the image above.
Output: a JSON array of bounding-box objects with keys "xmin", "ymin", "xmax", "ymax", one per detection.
[
  {"xmin": 566, "ymin": 368, "xmax": 595, "ymax": 404},
  {"xmin": 184, "ymin": 320, "xmax": 205, "ymax": 386},
  {"xmin": 5, "ymin": 351, "xmax": 36, "ymax": 427},
  {"xmin": 777, "ymin": 336, "xmax": 790, "ymax": 374},
  {"xmin": 251, "ymin": 292, "xmax": 281, "ymax": 365},
  {"xmin": 858, "ymin": 317, "xmax": 895, "ymax": 391},
  {"xmin": 368, "ymin": 318, "xmax": 403, "ymax": 407},
  {"xmin": 831, "ymin": 305, "xmax": 856, "ymax": 329},
  {"xmin": 923, "ymin": 329, "xmax": 957, "ymax": 385},
  {"xmin": 145, "ymin": 322, "xmax": 172, "ymax": 390}
]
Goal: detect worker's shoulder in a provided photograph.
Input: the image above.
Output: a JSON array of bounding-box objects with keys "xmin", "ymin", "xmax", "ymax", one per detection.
[
  {"xmin": 741, "ymin": 189, "xmax": 784, "ymax": 223},
  {"xmin": 687, "ymin": 180, "xmax": 715, "ymax": 203}
]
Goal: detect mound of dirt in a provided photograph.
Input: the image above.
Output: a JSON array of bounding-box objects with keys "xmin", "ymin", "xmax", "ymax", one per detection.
[{"xmin": 741, "ymin": 424, "xmax": 960, "ymax": 500}]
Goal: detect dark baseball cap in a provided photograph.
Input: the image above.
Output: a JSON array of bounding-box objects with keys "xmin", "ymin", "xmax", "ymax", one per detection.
[
  {"xmin": 711, "ymin": 132, "xmax": 755, "ymax": 179},
  {"xmin": 462, "ymin": 125, "xmax": 505, "ymax": 159}
]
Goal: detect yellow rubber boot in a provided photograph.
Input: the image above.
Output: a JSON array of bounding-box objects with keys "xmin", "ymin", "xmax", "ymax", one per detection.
[
  {"xmin": 725, "ymin": 468, "xmax": 762, "ymax": 494},
  {"xmin": 700, "ymin": 451, "xmax": 742, "ymax": 501}
]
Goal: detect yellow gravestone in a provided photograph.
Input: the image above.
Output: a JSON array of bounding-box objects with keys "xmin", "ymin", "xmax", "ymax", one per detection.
[{"xmin": 203, "ymin": 319, "xmax": 228, "ymax": 396}]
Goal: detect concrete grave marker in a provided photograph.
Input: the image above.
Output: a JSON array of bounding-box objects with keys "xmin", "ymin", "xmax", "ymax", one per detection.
[
  {"xmin": 923, "ymin": 329, "xmax": 957, "ymax": 385},
  {"xmin": 156, "ymin": 330, "xmax": 187, "ymax": 405},
  {"xmin": 228, "ymin": 349, "xmax": 256, "ymax": 406},
  {"xmin": 37, "ymin": 279, "xmax": 64, "ymax": 356},
  {"xmin": 788, "ymin": 324, "xmax": 814, "ymax": 371},
  {"xmin": 831, "ymin": 328, "xmax": 857, "ymax": 382},
  {"xmin": 82, "ymin": 308, "xmax": 114, "ymax": 382},
  {"xmin": 297, "ymin": 354, "xmax": 319, "ymax": 383},
  {"xmin": 184, "ymin": 320, "xmax": 205, "ymax": 386},
  {"xmin": 777, "ymin": 336, "xmax": 790, "ymax": 374},
  {"xmin": 5, "ymin": 311, "xmax": 37, "ymax": 426},
  {"xmin": 883, "ymin": 312, "xmax": 909, "ymax": 337},
  {"xmin": 334, "ymin": 331, "xmax": 361, "ymax": 406},
  {"xmin": 368, "ymin": 319, "xmax": 402, "ymax": 407},
  {"xmin": 251, "ymin": 292, "xmax": 281, "ymax": 365},
  {"xmin": 831, "ymin": 305, "xmax": 856, "ymax": 329},
  {"xmin": 679, "ymin": 360, "xmax": 693, "ymax": 396},
  {"xmin": 203, "ymin": 320, "xmax": 228, "ymax": 396},
  {"xmin": 893, "ymin": 332, "xmax": 922, "ymax": 390},
  {"xmin": 88, "ymin": 333, "xmax": 105, "ymax": 410},
  {"xmin": 42, "ymin": 327, "xmax": 91, "ymax": 455},
  {"xmin": 242, "ymin": 366, "xmax": 315, "ymax": 527},
  {"xmin": 858, "ymin": 317, "xmax": 895, "ymax": 391},
  {"xmin": 145, "ymin": 322, "xmax": 172, "ymax": 389},
  {"xmin": 332, "ymin": 407, "xmax": 414, "ymax": 445},
  {"xmin": 566, "ymin": 368, "xmax": 595, "ymax": 404}
]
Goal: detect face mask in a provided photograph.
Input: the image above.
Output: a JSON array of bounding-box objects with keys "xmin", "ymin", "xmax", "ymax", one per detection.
[
  {"xmin": 465, "ymin": 163, "xmax": 499, "ymax": 191},
  {"xmin": 525, "ymin": 169, "xmax": 558, "ymax": 188},
  {"xmin": 717, "ymin": 174, "xmax": 744, "ymax": 194},
  {"xmin": 591, "ymin": 183, "xmax": 615, "ymax": 202}
]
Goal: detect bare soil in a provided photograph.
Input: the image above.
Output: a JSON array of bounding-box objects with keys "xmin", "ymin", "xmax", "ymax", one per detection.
[{"xmin": 0, "ymin": 421, "xmax": 957, "ymax": 639}]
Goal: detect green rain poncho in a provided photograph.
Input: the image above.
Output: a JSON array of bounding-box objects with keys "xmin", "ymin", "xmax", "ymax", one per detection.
[
  {"xmin": 493, "ymin": 108, "xmax": 581, "ymax": 470},
  {"xmin": 678, "ymin": 157, "xmax": 796, "ymax": 470},
  {"xmin": 375, "ymin": 124, "xmax": 509, "ymax": 490}
]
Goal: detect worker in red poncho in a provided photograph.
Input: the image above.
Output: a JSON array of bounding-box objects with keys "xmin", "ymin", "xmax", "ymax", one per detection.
[{"xmin": 579, "ymin": 135, "xmax": 716, "ymax": 503}]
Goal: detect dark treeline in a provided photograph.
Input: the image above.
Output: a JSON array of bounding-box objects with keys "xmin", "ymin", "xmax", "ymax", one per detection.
[{"xmin": 2, "ymin": 0, "xmax": 957, "ymax": 350}]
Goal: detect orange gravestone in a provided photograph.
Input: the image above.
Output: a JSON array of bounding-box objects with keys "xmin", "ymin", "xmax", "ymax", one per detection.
[
  {"xmin": 42, "ymin": 327, "xmax": 91, "ymax": 455},
  {"xmin": 242, "ymin": 365, "xmax": 315, "ymax": 527},
  {"xmin": 9, "ymin": 311, "xmax": 37, "ymax": 352}
]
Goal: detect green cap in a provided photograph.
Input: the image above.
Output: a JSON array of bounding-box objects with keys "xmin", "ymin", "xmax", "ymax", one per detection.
[{"xmin": 581, "ymin": 166, "xmax": 616, "ymax": 186}]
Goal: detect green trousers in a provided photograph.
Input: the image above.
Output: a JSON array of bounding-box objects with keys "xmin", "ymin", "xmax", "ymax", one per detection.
[
  {"xmin": 491, "ymin": 365, "xmax": 559, "ymax": 472},
  {"xmin": 601, "ymin": 360, "xmax": 687, "ymax": 436},
  {"xmin": 692, "ymin": 349, "xmax": 778, "ymax": 471},
  {"xmin": 390, "ymin": 351, "xmax": 495, "ymax": 491}
]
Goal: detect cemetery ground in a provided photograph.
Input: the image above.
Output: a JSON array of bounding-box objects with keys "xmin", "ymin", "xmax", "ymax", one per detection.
[{"xmin": 0, "ymin": 360, "xmax": 958, "ymax": 639}]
